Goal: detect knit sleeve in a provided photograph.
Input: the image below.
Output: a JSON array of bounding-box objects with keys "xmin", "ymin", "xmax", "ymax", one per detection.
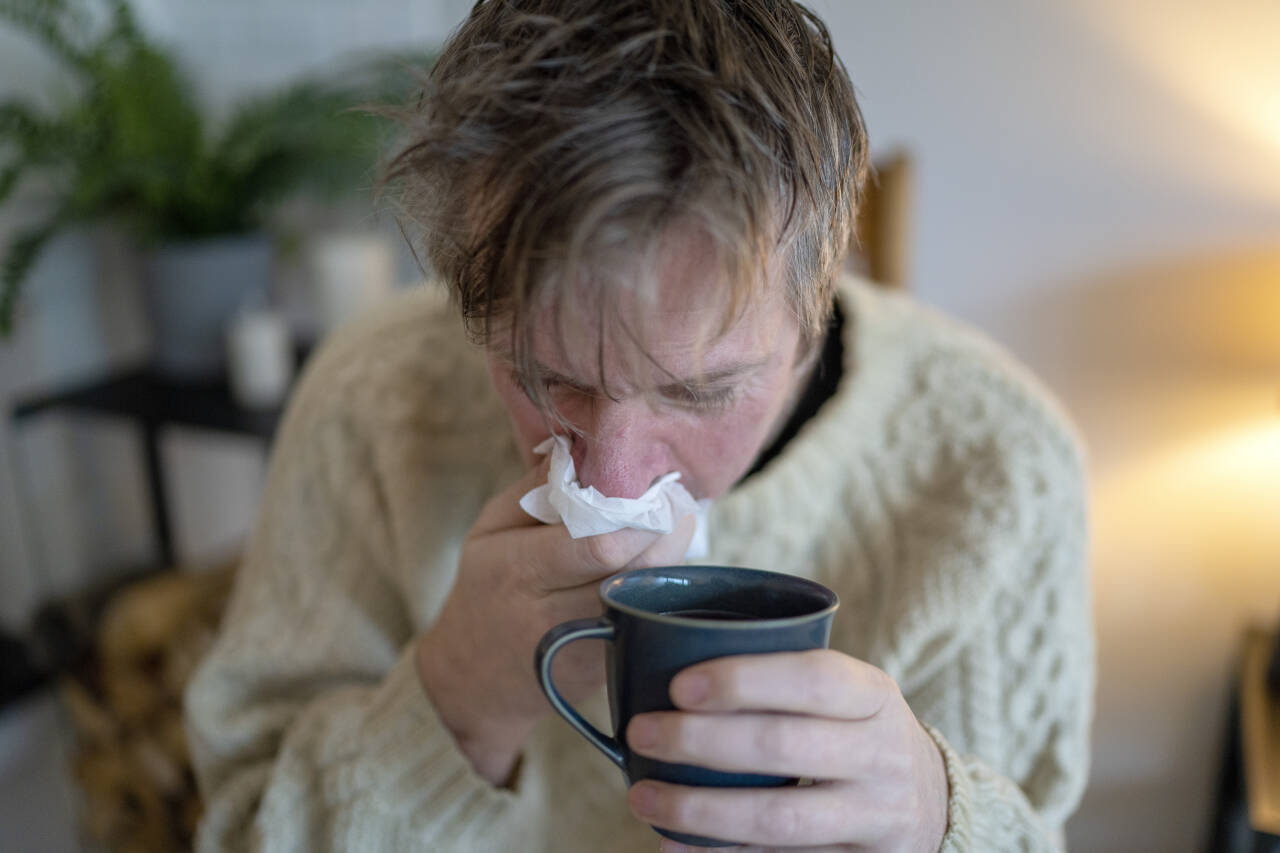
[
  {"xmin": 914, "ymin": 413, "xmax": 1093, "ymax": 852},
  {"xmin": 922, "ymin": 720, "xmax": 1070, "ymax": 852},
  {"xmin": 855, "ymin": 329, "xmax": 1095, "ymax": 852},
  {"xmin": 183, "ymin": 345, "xmax": 551, "ymax": 852}
]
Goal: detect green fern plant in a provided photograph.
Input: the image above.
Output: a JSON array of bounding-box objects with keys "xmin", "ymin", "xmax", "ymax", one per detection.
[{"xmin": 0, "ymin": 0, "xmax": 432, "ymax": 335}]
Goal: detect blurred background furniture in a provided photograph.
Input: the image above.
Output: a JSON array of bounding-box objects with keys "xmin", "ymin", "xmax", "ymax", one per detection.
[
  {"xmin": 58, "ymin": 565, "xmax": 234, "ymax": 853},
  {"xmin": 851, "ymin": 149, "xmax": 914, "ymax": 289},
  {"xmin": 9, "ymin": 351, "xmax": 303, "ymax": 573},
  {"xmin": 1207, "ymin": 626, "xmax": 1280, "ymax": 852}
]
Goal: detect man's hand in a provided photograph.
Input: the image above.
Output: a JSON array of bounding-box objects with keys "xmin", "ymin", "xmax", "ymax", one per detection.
[
  {"xmin": 624, "ymin": 649, "xmax": 949, "ymax": 853},
  {"xmin": 416, "ymin": 458, "xmax": 697, "ymax": 787}
]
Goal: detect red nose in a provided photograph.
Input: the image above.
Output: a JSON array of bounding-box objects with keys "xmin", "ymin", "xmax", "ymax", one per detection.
[{"xmin": 568, "ymin": 404, "xmax": 670, "ymax": 499}]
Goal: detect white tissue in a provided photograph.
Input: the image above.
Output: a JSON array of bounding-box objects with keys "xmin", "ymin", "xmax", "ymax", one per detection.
[{"xmin": 519, "ymin": 435, "xmax": 710, "ymax": 560}]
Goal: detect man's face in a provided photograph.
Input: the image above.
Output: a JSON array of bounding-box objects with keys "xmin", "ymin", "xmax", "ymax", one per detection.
[{"xmin": 485, "ymin": 240, "xmax": 811, "ymax": 501}]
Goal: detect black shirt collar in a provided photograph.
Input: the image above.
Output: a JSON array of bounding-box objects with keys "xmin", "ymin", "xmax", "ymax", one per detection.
[{"xmin": 738, "ymin": 300, "xmax": 845, "ymax": 484}]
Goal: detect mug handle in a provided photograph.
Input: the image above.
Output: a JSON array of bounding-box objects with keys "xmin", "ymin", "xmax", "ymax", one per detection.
[{"xmin": 534, "ymin": 616, "xmax": 624, "ymax": 771}]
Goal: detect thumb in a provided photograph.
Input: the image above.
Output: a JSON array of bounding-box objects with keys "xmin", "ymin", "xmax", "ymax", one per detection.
[
  {"xmin": 470, "ymin": 452, "xmax": 553, "ymax": 537},
  {"xmin": 626, "ymin": 511, "xmax": 699, "ymax": 569}
]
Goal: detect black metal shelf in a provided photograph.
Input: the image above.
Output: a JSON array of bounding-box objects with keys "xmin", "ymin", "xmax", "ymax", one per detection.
[
  {"xmin": 13, "ymin": 363, "xmax": 286, "ymax": 439},
  {"xmin": 9, "ymin": 349, "xmax": 308, "ymax": 569},
  {"xmin": 4, "ymin": 353, "xmax": 309, "ymax": 710}
]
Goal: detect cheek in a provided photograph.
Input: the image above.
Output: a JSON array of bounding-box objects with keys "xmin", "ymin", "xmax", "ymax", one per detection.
[
  {"xmin": 677, "ymin": 392, "xmax": 780, "ymax": 497},
  {"xmin": 489, "ymin": 368, "xmax": 550, "ymax": 465}
]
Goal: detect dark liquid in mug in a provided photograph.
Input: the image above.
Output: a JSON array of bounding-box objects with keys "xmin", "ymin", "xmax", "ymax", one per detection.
[{"xmin": 661, "ymin": 608, "xmax": 760, "ymax": 621}]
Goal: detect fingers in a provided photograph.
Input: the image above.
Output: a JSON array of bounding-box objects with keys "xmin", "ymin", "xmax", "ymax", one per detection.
[
  {"xmin": 668, "ymin": 650, "xmax": 897, "ymax": 720},
  {"xmin": 541, "ymin": 577, "xmax": 609, "ymax": 628},
  {"xmin": 661, "ymin": 841, "xmax": 850, "ymax": 853},
  {"xmin": 525, "ymin": 512, "xmax": 697, "ymax": 587},
  {"xmin": 626, "ymin": 511, "xmax": 697, "ymax": 569},
  {"xmin": 625, "ymin": 711, "xmax": 859, "ymax": 780},
  {"xmin": 500, "ymin": 523, "xmax": 660, "ymax": 594},
  {"xmin": 468, "ymin": 454, "xmax": 552, "ymax": 536},
  {"xmin": 629, "ymin": 779, "xmax": 876, "ymax": 849}
]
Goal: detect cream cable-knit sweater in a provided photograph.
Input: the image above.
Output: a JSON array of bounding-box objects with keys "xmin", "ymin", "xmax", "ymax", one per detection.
[{"xmin": 186, "ymin": 274, "xmax": 1094, "ymax": 852}]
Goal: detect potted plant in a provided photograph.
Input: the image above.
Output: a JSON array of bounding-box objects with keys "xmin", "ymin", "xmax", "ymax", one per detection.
[{"xmin": 0, "ymin": 0, "xmax": 430, "ymax": 376}]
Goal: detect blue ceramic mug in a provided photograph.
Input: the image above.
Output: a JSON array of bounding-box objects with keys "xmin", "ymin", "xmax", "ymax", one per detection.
[{"xmin": 534, "ymin": 564, "xmax": 839, "ymax": 848}]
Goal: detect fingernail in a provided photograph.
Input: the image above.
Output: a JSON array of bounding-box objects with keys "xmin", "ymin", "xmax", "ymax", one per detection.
[
  {"xmin": 631, "ymin": 782, "xmax": 659, "ymax": 818},
  {"xmin": 629, "ymin": 716, "xmax": 658, "ymax": 749},
  {"xmin": 673, "ymin": 672, "xmax": 709, "ymax": 706}
]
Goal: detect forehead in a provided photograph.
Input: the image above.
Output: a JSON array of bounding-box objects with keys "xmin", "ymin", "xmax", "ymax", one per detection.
[{"xmin": 515, "ymin": 235, "xmax": 795, "ymax": 387}]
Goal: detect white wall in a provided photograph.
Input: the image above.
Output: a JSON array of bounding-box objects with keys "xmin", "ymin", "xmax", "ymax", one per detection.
[{"xmin": 2, "ymin": 2, "xmax": 1279, "ymax": 851}]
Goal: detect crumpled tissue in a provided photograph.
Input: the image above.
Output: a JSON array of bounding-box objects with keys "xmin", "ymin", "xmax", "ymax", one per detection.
[{"xmin": 519, "ymin": 435, "xmax": 710, "ymax": 560}]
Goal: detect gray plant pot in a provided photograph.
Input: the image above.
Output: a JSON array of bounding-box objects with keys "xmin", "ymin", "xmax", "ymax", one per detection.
[{"xmin": 141, "ymin": 233, "xmax": 274, "ymax": 378}]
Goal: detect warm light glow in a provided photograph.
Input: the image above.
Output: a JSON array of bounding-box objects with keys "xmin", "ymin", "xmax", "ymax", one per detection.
[
  {"xmin": 1093, "ymin": 418, "xmax": 1280, "ymax": 586},
  {"xmin": 1074, "ymin": 0, "xmax": 1280, "ymax": 200},
  {"xmin": 1153, "ymin": 421, "xmax": 1280, "ymax": 490}
]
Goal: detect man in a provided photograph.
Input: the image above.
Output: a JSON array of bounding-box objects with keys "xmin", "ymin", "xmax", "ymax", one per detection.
[{"xmin": 186, "ymin": 2, "xmax": 1093, "ymax": 851}]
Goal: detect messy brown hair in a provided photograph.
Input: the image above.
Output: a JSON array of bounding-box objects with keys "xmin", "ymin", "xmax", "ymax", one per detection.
[{"xmin": 373, "ymin": 0, "xmax": 868, "ymax": 415}]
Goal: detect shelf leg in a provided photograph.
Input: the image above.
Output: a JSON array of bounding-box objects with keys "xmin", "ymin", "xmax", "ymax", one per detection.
[{"xmin": 141, "ymin": 422, "xmax": 175, "ymax": 569}]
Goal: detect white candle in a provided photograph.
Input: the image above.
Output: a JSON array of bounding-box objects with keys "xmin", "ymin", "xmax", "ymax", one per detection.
[
  {"xmin": 227, "ymin": 309, "xmax": 294, "ymax": 409},
  {"xmin": 307, "ymin": 232, "xmax": 394, "ymax": 335}
]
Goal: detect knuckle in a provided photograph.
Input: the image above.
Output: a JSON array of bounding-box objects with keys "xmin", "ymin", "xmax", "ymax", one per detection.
[
  {"xmin": 513, "ymin": 551, "xmax": 553, "ymax": 596},
  {"xmin": 585, "ymin": 533, "xmax": 625, "ymax": 569},
  {"xmin": 867, "ymin": 736, "xmax": 909, "ymax": 781},
  {"xmin": 872, "ymin": 663, "xmax": 901, "ymax": 696},
  {"xmin": 625, "ymin": 547, "xmax": 660, "ymax": 570},
  {"xmin": 486, "ymin": 535, "xmax": 541, "ymax": 591},
  {"xmin": 629, "ymin": 537, "xmax": 675, "ymax": 569},
  {"xmin": 805, "ymin": 655, "xmax": 846, "ymax": 708},
  {"xmin": 668, "ymin": 716, "xmax": 696, "ymax": 758},
  {"xmin": 752, "ymin": 719, "xmax": 792, "ymax": 764},
  {"xmin": 869, "ymin": 666, "xmax": 904, "ymax": 714},
  {"xmin": 755, "ymin": 792, "xmax": 800, "ymax": 841},
  {"xmin": 819, "ymin": 648, "xmax": 855, "ymax": 680}
]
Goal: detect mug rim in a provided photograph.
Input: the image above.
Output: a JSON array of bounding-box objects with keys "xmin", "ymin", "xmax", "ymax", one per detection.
[{"xmin": 598, "ymin": 564, "xmax": 839, "ymax": 629}]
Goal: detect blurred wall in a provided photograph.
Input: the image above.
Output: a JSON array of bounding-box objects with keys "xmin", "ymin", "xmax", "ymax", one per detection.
[
  {"xmin": 810, "ymin": 2, "xmax": 1280, "ymax": 850},
  {"xmin": 2, "ymin": 2, "xmax": 1279, "ymax": 851}
]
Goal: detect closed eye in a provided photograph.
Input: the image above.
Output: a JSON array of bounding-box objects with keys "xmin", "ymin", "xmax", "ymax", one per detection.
[
  {"xmin": 542, "ymin": 377, "xmax": 605, "ymax": 399},
  {"xmin": 664, "ymin": 384, "xmax": 738, "ymax": 412}
]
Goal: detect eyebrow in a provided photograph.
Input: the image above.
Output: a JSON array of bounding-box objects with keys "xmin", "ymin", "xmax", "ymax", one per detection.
[{"xmin": 519, "ymin": 357, "xmax": 771, "ymax": 395}]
